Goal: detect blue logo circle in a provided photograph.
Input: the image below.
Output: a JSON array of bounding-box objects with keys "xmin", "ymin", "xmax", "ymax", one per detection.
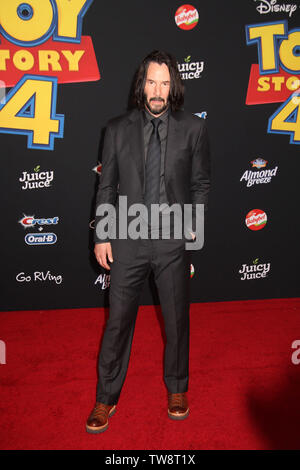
[{"xmin": 17, "ymin": 3, "xmax": 34, "ymax": 21}]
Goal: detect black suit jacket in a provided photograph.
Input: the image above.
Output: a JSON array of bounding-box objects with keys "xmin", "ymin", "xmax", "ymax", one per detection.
[{"xmin": 94, "ymin": 108, "xmax": 210, "ymax": 260}]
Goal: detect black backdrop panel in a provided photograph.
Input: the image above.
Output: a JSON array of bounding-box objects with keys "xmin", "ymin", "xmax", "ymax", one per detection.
[{"xmin": 0, "ymin": 0, "xmax": 299, "ymax": 311}]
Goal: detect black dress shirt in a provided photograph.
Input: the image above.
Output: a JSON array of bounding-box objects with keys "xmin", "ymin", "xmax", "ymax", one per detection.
[
  {"xmin": 143, "ymin": 108, "xmax": 181, "ymax": 238},
  {"xmin": 143, "ymin": 107, "xmax": 169, "ymax": 205}
]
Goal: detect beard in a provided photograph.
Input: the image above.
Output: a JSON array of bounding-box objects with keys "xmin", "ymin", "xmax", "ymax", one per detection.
[{"xmin": 144, "ymin": 95, "xmax": 169, "ymax": 115}]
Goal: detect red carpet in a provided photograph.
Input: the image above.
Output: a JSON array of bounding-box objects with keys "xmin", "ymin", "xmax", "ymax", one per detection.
[{"xmin": 0, "ymin": 298, "xmax": 300, "ymax": 450}]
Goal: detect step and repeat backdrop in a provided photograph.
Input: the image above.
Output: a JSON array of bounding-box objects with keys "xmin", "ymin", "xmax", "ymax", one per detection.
[{"xmin": 0, "ymin": 0, "xmax": 299, "ymax": 311}]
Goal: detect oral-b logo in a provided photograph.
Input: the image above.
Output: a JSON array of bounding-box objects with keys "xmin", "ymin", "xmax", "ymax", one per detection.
[{"xmin": 25, "ymin": 232, "xmax": 57, "ymax": 245}]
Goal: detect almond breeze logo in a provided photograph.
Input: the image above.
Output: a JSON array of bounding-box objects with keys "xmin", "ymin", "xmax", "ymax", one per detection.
[
  {"xmin": 95, "ymin": 273, "xmax": 110, "ymax": 290},
  {"xmin": 240, "ymin": 158, "xmax": 278, "ymax": 187},
  {"xmin": 194, "ymin": 112, "xmax": 207, "ymax": 119}
]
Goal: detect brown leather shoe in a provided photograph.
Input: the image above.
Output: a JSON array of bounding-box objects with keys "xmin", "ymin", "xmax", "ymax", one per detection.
[
  {"xmin": 168, "ymin": 392, "xmax": 189, "ymax": 420},
  {"xmin": 86, "ymin": 402, "xmax": 117, "ymax": 434}
]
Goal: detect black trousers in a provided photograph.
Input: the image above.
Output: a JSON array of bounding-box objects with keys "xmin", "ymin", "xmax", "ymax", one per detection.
[{"xmin": 96, "ymin": 238, "xmax": 191, "ymax": 405}]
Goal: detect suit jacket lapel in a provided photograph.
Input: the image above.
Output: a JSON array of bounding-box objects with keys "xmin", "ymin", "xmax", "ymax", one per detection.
[
  {"xmin": 127, "ymin": 109, "xmax": 182, "ymax": 195},
  {"xmin": 128, "ymin": 109, "xmax": 145, "ymax": 192},
  {"xmin": 165, "ymin": 111, "xmax": 181, "ymax": 184}
]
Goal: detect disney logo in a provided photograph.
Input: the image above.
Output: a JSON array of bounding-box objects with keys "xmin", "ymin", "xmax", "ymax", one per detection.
[{"xmin": 254, "ymin": 0, "xmax": 297, "ymax": 16}]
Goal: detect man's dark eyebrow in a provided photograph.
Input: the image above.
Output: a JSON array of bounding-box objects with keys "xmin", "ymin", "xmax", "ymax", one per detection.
[{"xmin": 146, "ymin": 79, "xmax": 170, "ymax": 83}]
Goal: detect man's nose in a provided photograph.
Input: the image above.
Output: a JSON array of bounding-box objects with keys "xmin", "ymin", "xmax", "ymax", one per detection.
[{"xmin": 154, "ymin": 83, "xmax": 162, "ymax": 96}]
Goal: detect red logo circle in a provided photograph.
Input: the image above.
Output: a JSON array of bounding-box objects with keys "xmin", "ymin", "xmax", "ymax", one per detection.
[
  {"xmin": 190, "ymin": 264, "xmax": 195, "ymax": 278},
  {"xmin": 175, "ymin": 5, "xmax": 199, "ymax": 30},
  {"xmin": 245, "ymin": 209, "xmax": 267, "ymax": 231}
]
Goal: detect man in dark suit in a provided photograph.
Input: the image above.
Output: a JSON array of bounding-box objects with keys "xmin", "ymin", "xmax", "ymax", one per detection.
[{"xmin": 86, "ymin": 50, "xmax": 210, "ymax": 434}]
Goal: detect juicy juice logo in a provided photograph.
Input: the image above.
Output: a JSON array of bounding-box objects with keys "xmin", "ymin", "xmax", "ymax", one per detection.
[
  {"xmin": 239, "ymin": 258, "xmax": 271, "ymax": 280},
  {"xmin": 245, "ymin": 21, "xmax": 300, "ymax": 145},
  {"xmin": 19, "ymin": 165, "xmax": 54, "ymax": 190},
  {"xmin": 0, "ymin": 0, "xmax": 100, "ymax": 151}
]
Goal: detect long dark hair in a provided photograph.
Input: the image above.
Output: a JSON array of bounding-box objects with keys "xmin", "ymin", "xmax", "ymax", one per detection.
[{"xmin": 132, "ymin": 50, "xmax": 184, "ymax": 112}]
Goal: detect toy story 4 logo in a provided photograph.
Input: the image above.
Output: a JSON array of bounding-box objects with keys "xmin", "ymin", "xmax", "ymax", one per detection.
[
  {"xmin": 0, "ymin": 0, "xmax": 99, "ymax": 150},
  {"xmin": 246, "ymin": 20, "xmax": 300, "ymax": 145}
]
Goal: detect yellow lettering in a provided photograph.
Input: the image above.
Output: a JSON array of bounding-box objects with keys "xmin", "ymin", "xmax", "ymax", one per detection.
[
  {"xmin": 38, "ymin": 50, "xmax": 62, "ymax": 71},
  {"xmin": 55, "ymin": 0, "xmax": 87, "ymax": 39},
  {"xmin": 0, "ymin": 0, "xmax": 54, "ymax": 44},
  {"xmin": 248, "ymin": 23, "xmax": 286, "ymax": 71},
  {"xmin": 61, "ymin": 50, "xmax": 85, "ymax": 71},
  {"xmin": 279, "ymin": 31, "xmax": 300, "ymax": 73},
  {"xmin": 270, "ymin": 96, "xmax": 300, "ymax": 142},
  {"xmin": 0, "ymin": 78, "xmax": 60, "ymax": 145},
  {"xmin": 0, "ymin": 50, "xmax": 10, "ymax": 71},
  {"xmin": 286, "ymin": 76, "xmax": 300, "ymax": 91},
  {"xmin": 272, "ymin": 76, "xmax": 285, "ymax": 91},
  {"xmin": 13, "ymin": 50, "xmax": 34, "ymax": 71},
  {"xmin": 257, "ymin": 76, "xmax": 270, "ymax": 91}
]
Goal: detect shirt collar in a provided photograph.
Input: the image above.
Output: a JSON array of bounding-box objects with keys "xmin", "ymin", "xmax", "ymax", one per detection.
[{"xmin": 143, "ymin": 106, "xmax": 169, "ymax": 126}]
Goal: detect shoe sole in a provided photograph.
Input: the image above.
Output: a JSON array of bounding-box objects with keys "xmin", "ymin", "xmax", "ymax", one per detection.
[
  {"xmin": 86, "ymin": 405, "xmax": 117, "ymax": 434},
  {"xmin": 168, "ymin": 408, "xmax": 189, "ymax": 421}
]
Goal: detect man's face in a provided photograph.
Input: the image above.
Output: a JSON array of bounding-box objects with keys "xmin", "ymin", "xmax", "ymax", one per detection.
[{"xmin": 144, "ymin": 62, "xmax": 171, "ymax": 117}]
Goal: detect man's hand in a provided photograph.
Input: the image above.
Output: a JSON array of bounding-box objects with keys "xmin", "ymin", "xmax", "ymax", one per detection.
[{"xmin": 94, "ymin": 243, "xmax": 113, "ymax": 270}]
